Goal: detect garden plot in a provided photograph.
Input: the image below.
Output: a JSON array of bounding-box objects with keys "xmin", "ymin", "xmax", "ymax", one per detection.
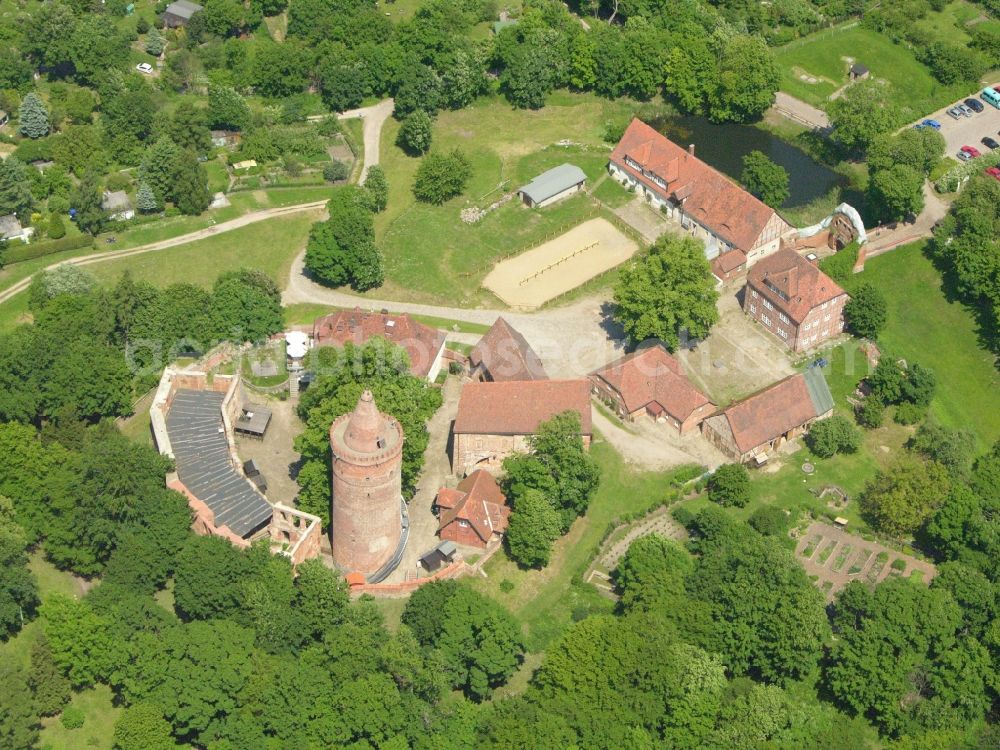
[
  {"xmin": 482, "ymin": 218, "xmax": 637, "ymax": 309},
  {"xmin": 795, "ymin": 521, "xmax": 936, "ymax": 600}
]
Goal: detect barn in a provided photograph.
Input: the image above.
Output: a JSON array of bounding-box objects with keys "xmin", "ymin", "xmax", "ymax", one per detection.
[{"xmin": 517, "ymin": 163, "xmax": 586, "ymax": 208}]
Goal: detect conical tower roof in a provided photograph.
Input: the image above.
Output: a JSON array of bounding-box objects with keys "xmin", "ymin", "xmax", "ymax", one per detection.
[{"xmin": 344, "ymin": 390, "xmax": 383, "ymax": 453}]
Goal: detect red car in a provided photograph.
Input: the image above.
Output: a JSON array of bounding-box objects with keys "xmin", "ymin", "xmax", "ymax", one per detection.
[
  {"xmin": 986, "ymin": 167, "xmax": 1000, "ymax": 182},
  {"xmin": 993, "ymin": 85, "xmax": 1000, "ymax": 95},
  {"xmin": 962, "ymin": 145, "xmax": 982, "ymax": 158}
]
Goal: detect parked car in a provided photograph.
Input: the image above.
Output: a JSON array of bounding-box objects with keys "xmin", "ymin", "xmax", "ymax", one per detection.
[
  {"xmin": 958, "ymin": 150, "xmax": 972, "ymax": 161},
  {"xmin": 994, "ymin": 85, "xmax": 1000, "ymax": 94},
  {"xmin": 136, "ymin": 62, "xmax": 153, "ymax": 74},
  {"xmin": 961, "ymin": 145, "xmax": 982, "ymax": 158},
  {"xmin": 986, "ymin": 167, "xmax": 1000, "ymax": 182},
  {"xmin": 965, "ymin": 98, "xmax": 985, "ymax": 113},
  {"xmin": 983, "ymin": 137, "xmax": 1000, "ymax": 150},
  {"xmin": 922, "ymin": 119, "xmax": 942, "ymax": 130},
  {"xmin": 958, "ymin": 104, "xmax": 975, "ymax": 117},
  {"xmin": 947, "ymin": 107, "xmax": 962, "ymax": 120}
]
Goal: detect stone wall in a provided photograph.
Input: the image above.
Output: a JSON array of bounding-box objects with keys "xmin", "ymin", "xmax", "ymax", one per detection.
[
  {"xmin": 270, "ymin": 503, "xmax": 323, "ymax": 566},
  {"xmin": 347, "ymin": 560, "xmax": 469, "ymax": 598}
]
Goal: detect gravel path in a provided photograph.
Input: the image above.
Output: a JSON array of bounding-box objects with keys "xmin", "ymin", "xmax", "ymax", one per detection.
[
  {"xmin": 770, "ymin": 92, "xmax": 831, "ymax": 131},
  {"xmin": 333, "ymin": 98, "xmax": 394, "ymax": 184}
]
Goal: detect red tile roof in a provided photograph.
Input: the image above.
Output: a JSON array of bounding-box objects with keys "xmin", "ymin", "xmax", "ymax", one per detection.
[
  {"xmin": 713, "ymin": 248, "xmax": 748, "ymax": 275},
  {"xmin": 590, "ymin": 345, "xmax": 713, "ymax": 422},
  {"xmin": 746, "ymin": 248, "xmax": 847, "ymax": 325},
  {"xmin": 611, "ymin": 118, "xmax": 786, "ymax": 252},
  {"xmin": 312, "ymin": 308, "xmax": 446, "ymax": 379},
  {"xmin": 720, "ymin": 373, "xmax": 821, "ymax": 454},
  {"xmin": 453, "ymin": 379, "xmax": 592, "ymax": 436},
  {"xmin": 438, "ymin": 470, "xmax": 510, "ymax": 544},
  {"xmin": 470, "ymin": 318, "xmax": 548, "ymax": 382}
]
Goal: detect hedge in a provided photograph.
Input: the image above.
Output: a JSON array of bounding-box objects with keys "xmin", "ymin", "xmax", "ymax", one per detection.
[{"xmin": 4, "ymin": 234, "xmax": 95, "ymax": 264}]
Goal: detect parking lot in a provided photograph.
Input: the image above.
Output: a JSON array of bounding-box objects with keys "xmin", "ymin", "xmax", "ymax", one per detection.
[{"xmin": 918, "ymin": 83, "xmax": 1000, "ymax": 157}]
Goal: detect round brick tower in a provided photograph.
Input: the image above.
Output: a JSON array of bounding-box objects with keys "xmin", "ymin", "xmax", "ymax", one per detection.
[{"xmin": 329, "ymin": 390, "xmax": 404, "ymax": 579}]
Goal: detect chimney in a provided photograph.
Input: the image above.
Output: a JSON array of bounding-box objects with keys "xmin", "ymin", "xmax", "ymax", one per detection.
[{"xmin": 688, "ymin": 144, "xmax": 695, "ymax": 156}]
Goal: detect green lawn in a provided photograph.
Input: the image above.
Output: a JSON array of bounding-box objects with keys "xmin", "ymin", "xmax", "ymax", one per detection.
[
  {"xmin": 775, "ymin": 25, "xmax": 974, "ymax": 114},
  {"xmin": 38, "ymin": 684, "xmax": 121, "ymax": 750},
  {"xmin": 468, "ymin": 437, "xmax": 690, "ymax": 652},
  {"xmin": 858, "ymin": 242, "xmax": 1000, "ymax": 447},
  {"xmin": 914, "ymin": 0, "xmax": 983, "ymax": 45},
  {"xmin": 86, "ymin": 211, "xmax": 320, "ymax": 290},
  {"xmin": 368, "ymin": 93, "xmax": 638, "ymax": 306}
]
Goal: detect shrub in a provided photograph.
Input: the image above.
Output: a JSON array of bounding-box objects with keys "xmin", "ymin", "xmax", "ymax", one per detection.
[
  {"xmin": 412, "ymin": 149, "xmax": 471, "ymax": 204},
  {"xmin": 856, "ymin": 397, "xmax": 884, "ymax": 429},
  {"xmin": 805, "ymin": 415, "xmax": 862, "ymax": 458},
  {"xmin": 47, "ymin": 214, "xmax": 66, "ymax": 239},
  {"xmin": 894, "ymin": 401, "xmax": 926, "ymax": 425},
  {"xmin": 397, "ymin": 110, "xmax": 433, "ymax": 155},
  {"xmin": 707, "ymin": 464, "xmax": 751, "ymax": 508},
  {"xmin": 748, "ymin": 506, "xmax": 790, "ymax": 536},
  {"xmin": 61, "ymin": 706, "xmax": 85, "ymax": 729},
  {"xmin": 448, "ymin": 360, "xmax": 464, "ymax": 375},
  {"xmin": 105, "ymin": 172, "xmax": 131, "ymax": 192},
  {"xmin": 3, "ymin": 234, "xmax": 94, "ymax": 264},
  {"xmin": 323, "ymin": 160, "xmax": 349, "ymax": 182},
  {"xmin": 890, "ymin": 557, "xmax": 907, "ymax": 571}
]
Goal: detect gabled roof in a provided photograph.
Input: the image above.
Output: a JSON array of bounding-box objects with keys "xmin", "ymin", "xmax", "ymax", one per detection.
[
  {"xmin": 518, "ymin": 163, "xmax": 586, "ymax": 204},
  {"xmin": 164, "ymin": 0, "xmax": 202, "ymax": 17},
  {"xmin": 717, "ymin": 369, "xmax": 834, "ymax": 454},
  {"xmin": 590, "ymin": 345, "xmax": 713, "ymax": 422},
  {"xmin": 470, "ymin": 318, "xmax": 548, "ymax": 382},
  {"xmin": 0, "ymin": 214, "xmax": 23, "ymax": 238},
  {"xmin": 438, "ymin": 470, "xmax": 510, "ymax": 543},
  {"xmin": 610, "ymin": 118, "xmax": 788, "ymax": 252},
  {"xmin": 746, "ymin": 248, "xmax": 847, "ymax": 324},
  {"xmin": 102, "ymin": 190, "xmax": 132, "ymax": 212},
  {"xmin": 313, "ymin": 308, "xmax": 446, "ymax": 379},
  {"xmin": 453, "ymin": 379, "xmax": 592, "ymax": 436}
]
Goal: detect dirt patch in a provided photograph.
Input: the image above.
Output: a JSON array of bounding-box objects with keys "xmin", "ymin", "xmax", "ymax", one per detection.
[
  {"xmin": 483, "ymin": 218, "xmax": 638, "ymax": 309},
  {"xmin": 234, "ymin": 393, "xmax": 305, "ymax": 507}
]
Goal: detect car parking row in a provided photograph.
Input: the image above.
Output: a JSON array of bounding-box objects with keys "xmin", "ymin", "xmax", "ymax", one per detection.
[{"xmin": 917, "ymin": 85, "xmax": 1000, "ymax": 180}]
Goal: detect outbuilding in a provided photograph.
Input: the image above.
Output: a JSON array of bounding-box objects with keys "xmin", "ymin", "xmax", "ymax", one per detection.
[
  {"xmin": 0, "ymin": 214, "xmax": 33, "ymax": 244},
  {"xmin": 849, "ymin": 63, "xmax": 870, "ymax": 81},
  {"xmin": 517, "ymin": 163, "xmax": 586, "ymax": 208},
  {"xmin": 163, "ymin": 0, "xmax": 203, "ymax": 27},
  {"xmin": 102, "ymin": 190, "xmax": 135, "ymax": 221}
]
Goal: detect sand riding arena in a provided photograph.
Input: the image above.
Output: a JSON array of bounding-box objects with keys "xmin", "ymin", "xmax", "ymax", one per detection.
[{"xmin": 483, "ymin": 218, "xmax": 639, "ymax": 309}]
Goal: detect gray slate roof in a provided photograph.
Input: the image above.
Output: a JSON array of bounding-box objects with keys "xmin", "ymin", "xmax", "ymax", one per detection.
[
  {"xmin": 102, "ymin": 190, "xmax": 132, "ymax": 212},
  {"xmin": 165, "ymin": 0, "xmax": 203, "ymax": 18},
  {"xmin": 166, "ymin": 389, "xmax": 272, "ymax": 537},
  {"xmin": 518, "ymin": 163, "xmax": 586, "ymax": 204},
  {"xmin": 0, "ymin": 214, "xmax": 23, "ymax": 239},
  {"xmin": 803, "ymin": 367, "xmax": 835, "ymax": 416}
]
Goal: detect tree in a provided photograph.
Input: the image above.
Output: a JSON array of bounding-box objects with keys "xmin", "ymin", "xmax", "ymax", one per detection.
[
  {"xmin": 613, "ymin": 235, "xmax": 720, "ymax": 350},
  {"xmin": 173, "ymin": 534, "xmax": 250, "ymax": 621},
  {"xmin": 505, "ymin": 488, "xmax": 562, "ymax": 568},
  {"xmin": 902, "ymin": 363, "xmax": 936, "ymax": 407},
  {"xmin": 859, "ymin": 458, "xmax": 951, "ymax": 537},
  {"xmin": 869, "ymin": 164, "xmax": 925, "ymax": 222},
  {"xmin": 323, "ymin": 160, "xmax": 349, "ymax": 182},
  {"xmin": 165, "ymin": 101, "xmax": 212, "ymax": 155},
  {"xmin": 24, "ymin": 1, "xmax": 77, "ymax": 71},
  {"xmin": 502, "ymin": 411, "xmax": 600, "ymax": 530},
  {"xmin": 171, "ymin": 151, "xmax": 211, "ymax": 216},
  {"xmin": 844, "ymin": 284, "xmax": 887, "ymax": 339},
  {"xmin": 707, "ymin": 35, "xmax": 779, "ymax": 123},
  {"xmin": 402, "ymin": 579, "xmax": 460, "ymax": 646},
  {"xmin": 18, "ymin": 93, "xmax": 50, "ymax": 139},
  {"xmin": 412, "ymin": 149, "xmax": 472, "ymax": 204},
  {"xmin": 113, "ymin": 703, "xmax": 178, "ymax": 750},
  {"xmin": 397, "ymin": 110, "xmax": 434, "ymax": 155},
  {"xmin": 365, "ymin": 165, "xmax": 389, "ymax": 212},
  {"xmin": 748, "ymin": 506, "xmax": 790, "ymax": 537},
  {"xmin": 139, "ymin": 137, "xmax": 181, "ymax": 205},
  {"xmin": 70, "ymin": 171, "xmax": 104, "ymax": 235},
  {"xmin": 145, "ymin": 27, "xmax": 166, "ymax": 56},
  {"xmin": 805, "ymin": 415, "xmax": 862, "ymax": 458},
  {"xmin": 210, "ymin": 268, "xmax": 283, "ymax": 342},
  {"xmin": 868, "ymin": 355, "xmax": 906, "ymax": 404},
  {"xmin": 28, "ymin": 634, "xmax": 71, "ymax": 716},
  {"xmin": 0, "ymin": 497, "xmax": 38, "ymax": 640},
  {"xmin": 501, "ymin": 46, "xmax": 555, "ymax": 110},
  {"xmin": 136, "ymin": 181, "xmax": 159, "ymax": 213},
  {"xmin": 293, "ymin": 557, "xmax": 349, "ymax": 642},
  {"xmin": 250, "ymin": 39, "xmax": 310, "ymax": 98},
  {"xmin": 868, "ymin": 128, "xmax": 945, "ymax": 176},
  {"xmin": 707, "ymin": 463, "xmax": 751, "ymax": 507},
  {"xmin": 47, "ymin": 214, "xmax": 66, "ymax": 240},
  {"xmin": 436, "ymin": 586, "xmax": 524, "ymax": 700},
  {"xmin": 828, "ymin": 79, "xmax": 903, "ymax": 153},
  {"xmin": 908, "ymin": 422, "xmax": 976, "ymax": 479},
  {"xmin": 69, "ymin": 16, "xmax": 130, "ymax": 85},
  {"xmin": 0, "ymin": 157, "xmax": 34, "ymax": 219},
  {"xmin": 0, "ymin": 661, "xmax": 37, "ymax": 750},
  {"xmin": 304, "ymin": 187, "xmax": 384, "ymax": 291},
  {"xmin": 42, "ymin": 594, "xmax": 115, "ymax": 688},
  {"xmin": 208, "ymin": 85, "xmax": 251, "ymax": 131},
  {"xmin": 741, "ymin": 150, "xmax": 789, "ymax": 208},
  {"xmin": 614, "ymin": 533, "xmax": 693, "ymax": 612}
]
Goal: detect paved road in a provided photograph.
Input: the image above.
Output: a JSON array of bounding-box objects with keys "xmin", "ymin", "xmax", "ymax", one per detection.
[
  {"xmin": 864, "ymin": 182, "xmax": 949, "ymax": 257},
  {"xmin": 0, "ymin": 201, "xmax": 327, "ymax": 307},
  {"xmin": 771, "ymin": 92, "xmax": 831, "ymax": 131}
]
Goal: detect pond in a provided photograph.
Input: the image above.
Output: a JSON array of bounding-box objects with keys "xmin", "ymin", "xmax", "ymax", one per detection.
[{"xmin": 647, "ymin": 115, "xmax": 844, "ymax": 210}]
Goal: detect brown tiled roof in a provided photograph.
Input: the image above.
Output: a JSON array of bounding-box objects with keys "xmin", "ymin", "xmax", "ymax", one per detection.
[
  {"xmin": 453, "ymin": 379, "xmax": 592, "ymax": 436},
  {"xmin": 590, "ymin": 345, "xmax": 713, "ymax": 422},
  {"xmin": 470, "ymin": 318, "xmax": 548, "ymax": 382},
  {"xmin": 312, "ymin": 308, "xmax": 446, "ymax": 379},
  {"xmin": 438, "ymin": 470, "xmax": 510, "ymax": 544},
  {"xmin": 746, "ymin": 248, "xmax": 847, "ymax": 325},
  {"xmin": 721, "ymin": 373, "xmax": 821, "ymax": 454},
  {"xmin": 435, "ymin": 487, "xmax": 466, "ymax": 511},
  {"xmin": 610, "ymin": 118, "xmax": 787, "ymax": 252},
  {"xmin": 713, "ymin": 248, "xmax": 748, "ymax": 275}
]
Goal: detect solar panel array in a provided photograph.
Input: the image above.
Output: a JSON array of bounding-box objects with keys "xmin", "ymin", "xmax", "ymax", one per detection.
[{"xmin": 166, "ymin": 389, "xmax": 273, "ymax": 537}]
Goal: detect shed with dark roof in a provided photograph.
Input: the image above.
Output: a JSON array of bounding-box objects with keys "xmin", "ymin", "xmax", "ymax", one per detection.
[{"xmin": 163, "ymin": 0, "xmax": 202, "ymax": 26}]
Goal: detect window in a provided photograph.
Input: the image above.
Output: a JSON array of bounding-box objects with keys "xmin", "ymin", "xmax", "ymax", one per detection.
[
  {"xmin": 458, "ymin": 520, "xmax": 470, "ymax": 528},
  {"xmin": 749, "ymin": 304, "xmax": 757, "ymax": 314},
  {"xmin": 751, "ymin": 289, "xmax": 758, "ymax": 299},
  {"xmin": 778, "ymin": 312, "xmax": 789, "ymax": 324},
  {"xmin": 650, "ymin": 173, "xmax": 667, "ymax": 189},
  {"xmin": 763, "ymin": 299, "xmax": 774, "ymax": 310},
  {"xmin": 778, "ymin": 328, "xmax": 788, "ymax": 339},
  {"xmin": 625, "ymin": 156, "xmax": 641, "ymax": 172},
  {"xmin": 761, "ymin": 314, "xmax": 771, "ymax": 326},
  {"xmin": 824, "ymin": 314, "xmax": 832, "ymax": 322}
]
